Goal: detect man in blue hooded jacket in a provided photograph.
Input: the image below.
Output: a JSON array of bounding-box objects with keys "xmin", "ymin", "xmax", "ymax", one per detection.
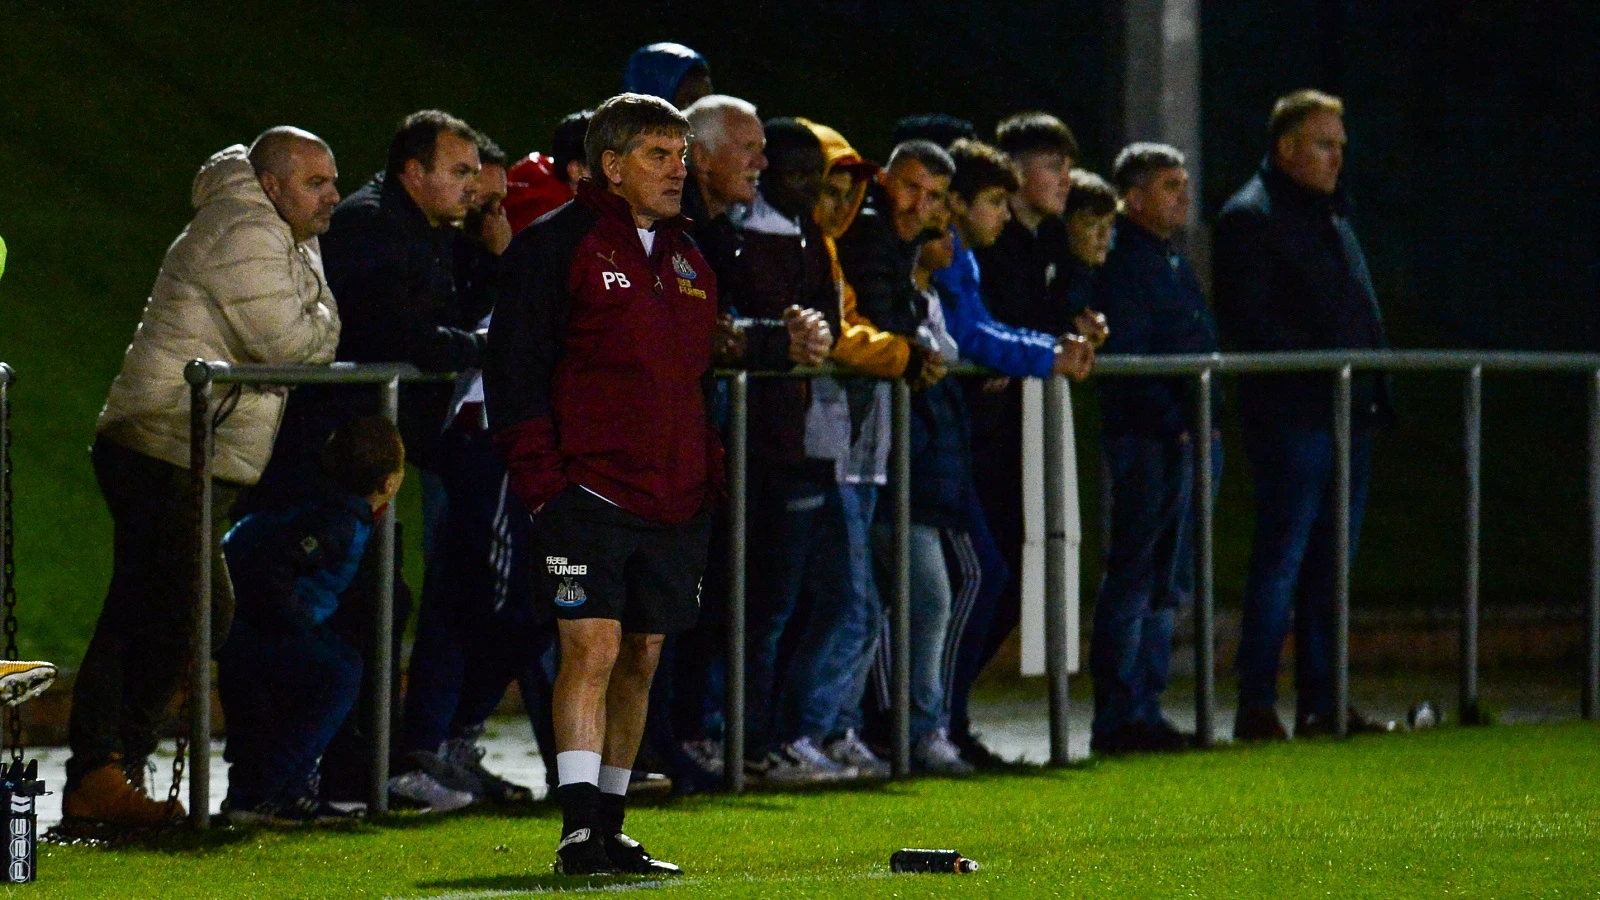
[{"xmin": 623, "ymin": 42, "xmax": 713, "ymax": 109}]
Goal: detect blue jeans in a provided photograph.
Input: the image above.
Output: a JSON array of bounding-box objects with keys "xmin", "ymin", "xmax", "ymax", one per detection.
[
  {"xmin": 1234, "ymin": 427, "xmax": 1373, "ymax": 720},
  {"xmin": 1091, "ymin": 434, "xmax": 1220, "ymax": 737},
  {"xmin": 867, "ymin": 524, "xmax": 952, "ymax": 743},
  {"xmin": 220, "ymin": 617, "xmax": 362, "ymax": 808},
  {"xmin": 744, "ymin": 471, "xmax": 880, "ymax": 754}
]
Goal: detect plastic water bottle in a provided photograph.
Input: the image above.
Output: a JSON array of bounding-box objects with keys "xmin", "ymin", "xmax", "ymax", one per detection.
[
  {"xmin": 1, "ymin": 759, "xmax": 44, "ymax": 884},
  {"xmin": 891, "ymin": 849, "xmax": 979, "ymax": 873}
]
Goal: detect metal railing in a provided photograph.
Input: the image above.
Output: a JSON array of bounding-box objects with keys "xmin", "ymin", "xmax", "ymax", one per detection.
[
  {"xmin": 173, "ymin": 349, "xmax": 1600, "ymax": 823},
  {"xmin": 182, "ymin": 360, "xmax": 449, "ymax": 827},
  {"xmin": 1092, "ymin": 349, "xmax": 1600, "ymax": 744}
]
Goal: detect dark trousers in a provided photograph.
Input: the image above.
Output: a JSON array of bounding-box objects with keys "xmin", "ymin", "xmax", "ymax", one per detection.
[
  {"xmin": 956, "ymin": 380, "xmax": 1027, "ymax": 739},
  {"xmin": 400, "ymin": 425, "xmax": 557, "ymax": 781},
  {"xmin": 940, "ymin": 483, "xmax": 1011, "ymax": 742},
  {"xmin": 218, "ymin": 617, "xmax": 362, "ymax": 807},
  {"xmin": 67, "ymin": 437, "xmax": 240, "ymax": 788},
  {"xmin": 1090, "ymin": 434, "xmax": 1219, "ymax": 737},
  {"xmin": 1234, "ymin": 427, "xmax": 1373, "ymax": 720}
]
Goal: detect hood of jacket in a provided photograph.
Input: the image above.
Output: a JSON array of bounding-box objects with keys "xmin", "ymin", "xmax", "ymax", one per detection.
[
  {"xmin": 798, "ymin": 119, "xmax": 878, "ymax": 235},
  {"xmin": 623, "ymin": 42, "xmax": 707, "ymax": 102},
  {"xmin": 191, "ymin": 144, "xmax": 275, "ymax": 213}
]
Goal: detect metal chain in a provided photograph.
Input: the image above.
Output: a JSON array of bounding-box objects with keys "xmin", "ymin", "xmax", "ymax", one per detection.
[
  {"xmin": 166, "ymin": 664, "xmax": 191, "ymax": 823},
  {"xmin": 2, "ymin": 385, "xmax": 23, "ymax": 763}
]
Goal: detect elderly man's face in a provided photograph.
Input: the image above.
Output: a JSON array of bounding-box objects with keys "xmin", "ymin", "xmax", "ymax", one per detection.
[
  {"xmin": 694, "ymin": 110, "xmax": 767, "ymax": 209},
  {"xmin": 1277, "ymin": 109, "xmax": 1346, "ymax": 196},
  {"xmin": 260, "ymin": 142, "xmax": 340, "ymax": 243},
  {"xmin": 606, "ymin": 130, "xmax": 689, "ymax": 226},
  {"xmin": 404, "ymin": 131, "xmax": 481, "ymax": 225},
  {"xmin": 882, "ymin": 159, "xmax": 950, "ymax": 242}
]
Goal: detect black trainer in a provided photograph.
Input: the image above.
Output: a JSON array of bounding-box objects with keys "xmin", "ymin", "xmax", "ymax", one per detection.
[
  {"xmin": 950, "ymin": 731, "xmax": 1008, "ymax": 770},
  {"xmin": 605, "ymin": 832, "xmax": 683, "ymax": 876},
  {"xmin": 554, "ymin": 827, "xmax": 621, "ymax": 875}
]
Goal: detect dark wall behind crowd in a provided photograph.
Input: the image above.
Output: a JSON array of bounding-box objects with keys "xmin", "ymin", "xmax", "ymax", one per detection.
[{"xmin": 0, "ymin": 0, "xmax": 1594, "ymax": 661}]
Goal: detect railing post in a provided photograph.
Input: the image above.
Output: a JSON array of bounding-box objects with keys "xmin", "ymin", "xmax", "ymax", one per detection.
[
  {"xmin": 0, "ymin": 364, "xmax": 11, "ymax": 629},
  {"xmin": 1334, "ymin": 366, "xmax": 1352, "ymax": 737},
  {"xmin": 1587, "ymin": 370, "xmax": 1600, "ymax": 721},
  {"xmin": 1462, "ymin": 366, "xmax": 1483, "ymax": 724},
  {"xmin": 724, "ymin": 372, "xmax": 748, "ymax": 791},
  {"xmin": 184, "ymin": 360, "xmax": 215, "ymax": 828},
  {"xmin": 369, "ymin": 378, "xmax": 399, "ymax": 813},
  {"xmin": 891, "ymin": 380, "xmax": 912, "ymax": 776},
  {"xmin": 1042, "ymin": 377, "xmax": 1071, "ymax": 765},
  {"xmin": 1194, "ymin": 369, "xmax": 1216, "ymax": 748}
]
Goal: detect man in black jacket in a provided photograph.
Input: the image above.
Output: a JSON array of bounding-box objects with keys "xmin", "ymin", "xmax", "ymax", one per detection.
[{"xmin": 1214, "ymin": 89, "xmax": 1393, "ymax": 741}]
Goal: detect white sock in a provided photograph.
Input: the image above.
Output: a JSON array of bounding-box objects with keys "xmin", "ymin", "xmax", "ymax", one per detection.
[
  {"xmin": 598, "ymin": 765, "xmax": 632, "ymax": 796},
  {"xmin": 556, "ymin": 750, "xmax": 602, "ymax": 787}
]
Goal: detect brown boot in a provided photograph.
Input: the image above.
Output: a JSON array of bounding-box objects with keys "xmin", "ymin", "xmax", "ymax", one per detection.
[{"xmin": 62, "ymin": 755, "xmax": 182, "ymax": 827}]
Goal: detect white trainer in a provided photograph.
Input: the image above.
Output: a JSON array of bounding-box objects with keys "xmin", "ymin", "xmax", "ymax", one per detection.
[
  {"xmin": 388, "ymin": 769, "xmax": 474, "ymax": 811},
  {"xmin": 914, "ymin": 728, "xmax": 975, "ymax": 776},
  {"xmin": 759, "ymin": 737, "xmax": 857, "ymax": 784},
  {"xmin": 681, "ymin": 738, "xmax": 725, "ymax": 776},
  {"xmin": 824, "ymin": 729, "xmax": 891, "ymax": 779}
]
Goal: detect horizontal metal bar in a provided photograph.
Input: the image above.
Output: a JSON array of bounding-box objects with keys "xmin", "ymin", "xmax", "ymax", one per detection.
[
  {"xmin": 1091, "ymin": 350, "xmax": 1600, "ymax": 377},
  {"xmin": 184, "ymin": 360, "xmax": 455, "ymax": 387},
  {"xmin": 183, "ymin": 350, "xmax": 1600, "ymax": 391}
]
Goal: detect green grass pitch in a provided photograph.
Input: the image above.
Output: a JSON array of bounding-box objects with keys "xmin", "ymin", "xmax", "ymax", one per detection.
[{"xmin": 16, "ymin": 722, "xmax": 1599, "ymax": 898}]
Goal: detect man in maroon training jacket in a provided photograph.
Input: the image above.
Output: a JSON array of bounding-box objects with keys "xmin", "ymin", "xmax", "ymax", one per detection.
[{"xmin": 485, "ymin": 94, "xmax": 719, "ymax": 876}]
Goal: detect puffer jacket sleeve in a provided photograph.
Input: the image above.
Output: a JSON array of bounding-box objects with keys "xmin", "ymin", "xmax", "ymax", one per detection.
[
  {"xmin": 204, "ymin": 220, "xmax": 340, "ymax": 365},
  {"xmin": 824, "ymin": 237, "xmax": 913, "ymax": 379}
]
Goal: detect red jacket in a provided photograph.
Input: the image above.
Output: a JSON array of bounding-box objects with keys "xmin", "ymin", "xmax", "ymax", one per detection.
[
  {"xmin": 504, "ymin": 153, "xmax": 576, "ymax": 235},
  {"xmin": 485, "ymin": 179, "xmax": 721, "ymax": 525}
]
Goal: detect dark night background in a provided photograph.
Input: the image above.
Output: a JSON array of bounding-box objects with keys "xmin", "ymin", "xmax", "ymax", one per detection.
[{"xmin": 0, "ymin": 0, "xmax": 1595, "ymax": 662}]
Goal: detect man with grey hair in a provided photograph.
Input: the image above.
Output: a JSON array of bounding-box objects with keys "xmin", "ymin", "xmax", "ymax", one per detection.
[
  {"xmin": 1088, "ymin": 142, "xmax": 1217, "ymax": 756},
  {"xmin": 487, "ymin": 93, "xmax": 717, "ymax": 877},
  {"xmin": 66, "ymin": 126, "xmax": 341, "ymax": 827},
  {"xmin": 682, "ymin": 94, "xmax": 830, "ymax": 369}
]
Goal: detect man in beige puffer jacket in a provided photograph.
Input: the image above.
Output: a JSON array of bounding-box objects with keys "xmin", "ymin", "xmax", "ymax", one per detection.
[{"xmin": 66, "ymin": 128, "xmax": 342, "ymax": 827}]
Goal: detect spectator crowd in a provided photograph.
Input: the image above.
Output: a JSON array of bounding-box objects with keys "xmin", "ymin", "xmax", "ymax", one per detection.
[{"xmin": 66, "ymin": 39, "xmax": 1392, "ymax": 844}]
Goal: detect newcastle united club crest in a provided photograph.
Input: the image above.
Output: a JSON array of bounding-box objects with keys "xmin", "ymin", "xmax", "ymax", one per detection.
[{"xmin": 555, "ymin": 577, "xmax": 587, "ymax": 608}]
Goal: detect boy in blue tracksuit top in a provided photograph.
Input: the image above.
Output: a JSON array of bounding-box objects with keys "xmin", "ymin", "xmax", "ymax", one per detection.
[
  {"xmin": 219, "ymin": 416, "xmax": 405, "ymax": 823},
  {"xmin": 930, "ymin": 139, "xmax": 1101, "ymax": 767},
  {"xmin": 1090, "ymin": 144, "xmax": 1220, "ymax": 755}
]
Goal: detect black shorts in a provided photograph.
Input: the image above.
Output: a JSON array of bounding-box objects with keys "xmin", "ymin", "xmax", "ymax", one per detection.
[{"xmin": 528, "ymin": 484, "xmax": 711, "ymax": 635}]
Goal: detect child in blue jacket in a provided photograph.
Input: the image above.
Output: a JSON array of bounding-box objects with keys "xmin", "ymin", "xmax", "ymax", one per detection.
[{"xmin": 218, "ymin": 416, "xmax": 404, "ymax": 823}]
